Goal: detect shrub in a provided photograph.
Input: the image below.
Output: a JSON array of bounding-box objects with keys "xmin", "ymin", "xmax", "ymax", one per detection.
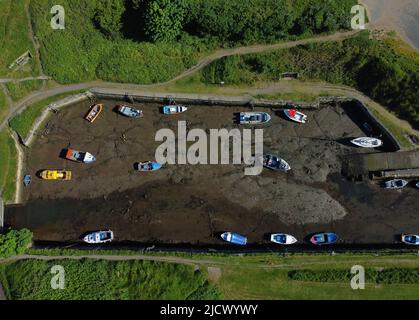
[{"xmin": 0, "ymin": 229, "xmax": 33, "ymax": 258}]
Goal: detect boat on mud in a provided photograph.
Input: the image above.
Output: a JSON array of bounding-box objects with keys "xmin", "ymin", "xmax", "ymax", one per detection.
[
  {"xmin": 270, "ymin": 233, "xmax": 297, "ymax": 245},
  {"xmin": 263, "ymin": 154, "xmax": 291, "ymax": 172},
  {"xmin": 23, "ymin": 175, "xmax": 31, "ymax": 187},
  {"xmin": 284, "ymin": 109, "xmax": 307, "ymax": 123},
  {"xmin": 239, "ymin": 112, "xmax": 271, "ymax": 124},
  {"xmin": 65, "ymin": 149, "xmax": 96, "ymax": 164},
  {"xmin": 416, "ymin": 182, "xmax": 419, "ymax": 189},
  {"xmin": 401, "ymin": 234, "xmax": 419, "ymax": 245},
  {"xmin": 162, "ymin": 105, "xmax": 188, "ymax": 115},
  {"xmin": 351, "ymin": 137, "xmax": 383, "ymax": 148},
  {"xmin": 85, "ymin": 104, "xmax": 103, "ymax": 123},
  {"xmin": 83, "ymin": 230, "xmax": 114, "ymax": 244},
  {"xmin": 40, "ymin": 170, "xmax": 72, "ymax": 181},
  {"xmin": 117, "ymin": 105, "xmax": 143, "ymax": 118},
  {"xmin": 135, "ymin": 161, "xmax": 162, "ymax": 172},
  {"xmin": 220, "ymin": 232, "xmax": 247, "ymax": 245},
  {"xmin": 384, "ymin": 179, "xmax": 408, "ymax": 189},
  {"xmin": 310, "ymin": 232, "xmax": 338, "ymax": 245}
]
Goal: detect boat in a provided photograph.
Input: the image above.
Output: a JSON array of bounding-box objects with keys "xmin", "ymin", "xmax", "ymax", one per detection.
[
  {"xmin": 284, "ymin": 109, "xmax": 307, "ymax": 123},
  {"xmin": 65, "ymin": 149, "xmax": 96, "ymax": 164},
  {"xmin": 263, "ymin": 154, "xmax": 291, "ymax": 172},
  {"xmin": 135, "ymin": 161, "xmax": 162, "ymax": 172},
  {"xmin": 416, "ymin": 182, "xmax": 419, "ymax": 189},
  {"xmin": 270, "ymin": 233, "xmax": 297, "ymax": 245},
  {"xmin": 23, "ymin": 175, "xmax": 31, "ymax": 187},
  {"xmin": 84, "ymin": 104, "xmax": 103, "ymax": 123},
  {"xmin": 220, "ymin": 232, "xmax": 247, "ymax": 245},
  {"xmin": 83, "ymin": 230, "xmax": 114, "ymax": 244},
  {"xmin": 239, "ymin": 112, "xmax": 271, "ymax": 124},
  {"xmin": 401, "ymin": 234, "xmax": 419, "ymax": 245},
  {"xmin": 162, "ymin": 105, "xmax": 188, "ymax": 115},
  {"xmin": 384, "ymin": 179, "xmax": 408, "ymax": 189},
  {"xmin": 40, "ymin": 170, "xmax": 72, "ymax": 181},
  {"xmin": 310, "ymin": 232, "xmax": 338, "ymax": 245},
  {"xmin": 117, "ymin": 105, "xmax": 143, "ymax": 118},
  {"xmin": 351, "ymin": 137, "xmax": 383, "ymax": 148}
]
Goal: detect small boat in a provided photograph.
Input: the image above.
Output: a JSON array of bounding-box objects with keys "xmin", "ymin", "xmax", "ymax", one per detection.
[
  {"xmin": 83, "ymin": 230, "xmax": 114, "ymax": 244},
  {"xmin": 351, "ymin": 137, "xmax": 383, "ymax": 148},
  {"xmin": 40, "ymin": 170, "xmax": 72, "ymax": 181},
  {"xmin": 135, "ymin": 161, "xmax": 162, "ymax": 172},
  {"xmin": 117, "ymin": 105, "xmax": 143, "ymax": 118},
  {"xmin": 263, "ymin": 154, "xmax": 291, "ymax": 172},
  {"xmin": 85, "ymin": 104, "xmax": 103, "ymax": 123},
  {"xmin": 384, "ymin": 179, "xmax": 408, "ymax": 189},
  {"xmin": 65, "ymin": 149, "xmax": 96, "ymax": 164},
  {"xmin": 415, "ymin": 182, "xmax": 419, "ymax": 189},
  {"xmin": 270, "ymin": 233, "xmax": 297, "ymax": 245},
  {"xmin": 23, "ymin": 175, "xmax": 31, "ymax": 187},
  {"xmin": 162, "ymin": 105, "xmax": 188, "ymax": 115},
  {"xmin": 401, "ymin": 234, "xmax": 419, "ymax": 245},
  {"xmin": 239, "ymin": 112, "xmax": 271, "ymax": 124},
  {"xmin": 284, "ymin": 109, "xmax": 307, "ymax": 123},
  {"xmin": 220, "ymin": 232, "xmax": 247, "ymax": 245},
  {"xmin": 310, "ymin": 232, "xmax": 338, "ymax": 245}
]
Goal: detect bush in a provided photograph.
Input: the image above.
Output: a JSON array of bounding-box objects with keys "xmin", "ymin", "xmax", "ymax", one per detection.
[{"xmin": 0, "ymin": 229, "xmax": 33, "ymax": 258}]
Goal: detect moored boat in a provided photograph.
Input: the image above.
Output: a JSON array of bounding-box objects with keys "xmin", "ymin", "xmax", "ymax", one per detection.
[
  {"xmin": 351, "ymin": 137, "xmax": 383, "ymax": 148},
  {"xmin": 239, "ymin": 112, "xmax": 271, "ymax": 124},
  {"xmin": 310, "ymin": 232, "xmax": 338, "ymax": 245},
  {"xmin": 270, "ymin": 233, "xmax": 297, "ymax": 245},
  {"xmin": 284, "ymin": 109, "xmax": 307, "ymax": 123},
  {"xmin": 220, "ymin": 232, "xmax": 247, "ymax": 245},
  {"xmin": 40, "ymin": 170, "xmax": 72, "ymax": 181},
  {"xmin": 135, "ymin": 161, "xmax": 162, "ymax": 172},
  {"xmin": 23, "ymin": 175, "xmax": 31, "ymax": 187},
  {"xmin": 117, "ymin": 105, "xmax": 143, "ymax": 118},
  {"xmin": 65, "ymin": 149, "xmax": 96, "ymax": 164},
  {"xmin": 415, "ymin": 182, "xmax": 419, "ymax": 189},
  {"xmin": 401, "ymin": 234, "xmax": 419, "ymax": 245},
  {"xmin": 85, "ymin": 104, "xmax": 103, "ymax": 123},
  {"xmin": 263, "ymin": 154, "xmax": 291, "ymax": 172},
  {"xmin": 162, "ymin": 105, "xmax": 188, "ymax": 115},
  {"xmin": 384, "ymin": 179, "xmax": 408, "ymax": 189},
  {"xmin": 83, "ymin": 230, "xmax": 114, "ymax": 244}
]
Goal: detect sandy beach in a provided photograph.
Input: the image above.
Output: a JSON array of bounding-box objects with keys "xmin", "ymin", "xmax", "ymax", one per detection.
[{"xmin": 360, "ymin": 0, "xmax": 419, "ymax": 50}]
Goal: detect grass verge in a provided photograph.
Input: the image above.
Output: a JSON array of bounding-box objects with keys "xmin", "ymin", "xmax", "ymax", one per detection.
[
  {"xmin": 0, "ymin": 129, "xmax": 17, "ymax": 202},
  {"xmin": 5, "ymin": 80, "xmax": 44, "ymax": 101}
]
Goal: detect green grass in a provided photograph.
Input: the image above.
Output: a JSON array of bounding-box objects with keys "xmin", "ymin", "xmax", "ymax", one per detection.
[
  {"xmin": 9, "ymin": 90, "xmax": 86, "ymax": 140},
  {"xmin": 0, "ymin": 0, "xmax": 39, "ymax": 77},
  {"xmin": 0, "ymin": 88, "xmax": 8, "ymax": 123},
  {"xmin": 0, "ymin": 129, "xmax": 16, "ymax": 202},
  {"xmin": 5, "ymin": 79, "xmax": 44, "ymax": 101},
  {"xmin": 0, "ymin": 259, "xmax": 220, "ymax": 300}
]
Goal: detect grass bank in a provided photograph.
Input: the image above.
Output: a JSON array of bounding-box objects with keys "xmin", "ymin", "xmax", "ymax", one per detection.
[
  {"xmin": 0, "ymin": 129, "xmax": 17, "ymax": 202},
  {"xmin": 0, "ymin": 88, "xmax": 7, "ymax": 123},
  {"xmin": 5, "ymin": 80, "xmax": 44, "ymax": 102},
  {"xmin": 0, "ymin": 259, "xmax": 219, "ymax": 300}
]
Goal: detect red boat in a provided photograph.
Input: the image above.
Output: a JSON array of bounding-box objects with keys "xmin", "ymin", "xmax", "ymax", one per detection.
[{"xmin": 284, "ymin": 109, "xmax": 307, "ymax": 123}]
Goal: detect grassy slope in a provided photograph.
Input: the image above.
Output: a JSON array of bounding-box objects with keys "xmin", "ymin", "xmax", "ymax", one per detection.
[
  {"xmin": 0, "ymin": 88, "xmax": 7, "ymax": 122},
  {"xmin": 0, "ymin": 0, "xmax": 38, "ymax": 77},
  {"xmin": 5, "ymin": 80, "xmax": 44, "ymax": 101},
  {"xmin": 0, "ymin": 259, "xmax": 219, "ymax": 300},
  {"xmin": 0, "ymin": 129, "xmax": 17, "ymax": 202}
]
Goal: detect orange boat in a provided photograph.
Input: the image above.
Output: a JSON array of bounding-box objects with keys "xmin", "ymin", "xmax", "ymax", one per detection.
[{"xmin": 84, "ymin": 104, "xmax": 103, "ymax": 123}]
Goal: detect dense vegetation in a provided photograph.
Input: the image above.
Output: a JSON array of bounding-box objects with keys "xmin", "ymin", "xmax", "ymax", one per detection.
[
  {"xmin": 30, "ymin": 0, "xmax": 356, "ymax": 84},
  {"xmin": 288, "ymin": 268, "xmax": 419, "ymax": 284},
  {"xmin": 0, "ymin": 229, "xmax": 33, "ymax": 258},
  {"xmin": 0, "ymin": 259, "xmax": 220, "ymax": 300},
  {"xmin": 202, "ymin": 31, "xmax": 419, "ymax": 128}
]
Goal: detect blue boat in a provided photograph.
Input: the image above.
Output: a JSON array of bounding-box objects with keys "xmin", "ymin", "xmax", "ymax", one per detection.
[
  {"xmin": 221, "ymin": 232, "xmax": 247, "ymax": 245},
  {"xmin": 401, "ymin": 234, "xmax": 419, "ymax": 245},
  {"xmin": 162, "ymin": 105, "xmax": 187, "ymax": 115},
  {"xmin": 310, "ymin": 232, "xmax": 338, "ymax": 245},
  {"xmin": 83, "ymin": 230, "xmax": 114, "ymax": 244},
  {"xmin": 117, "ymin": 105, "xmax": 143, "ymax": 118},
  {"xmin": 239, "ymin": 112, "xmax": 271, "ymax": 124},
  {"xmin": 23, "ymin": 175, "xmax": 31, "ymax": 187},
  {"xmin": 135, "ymin": 161, "xmax": 162, "ymax": 172}
]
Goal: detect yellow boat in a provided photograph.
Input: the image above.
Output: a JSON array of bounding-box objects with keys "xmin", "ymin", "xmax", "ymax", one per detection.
[{"xmin": 40, "ymin": 170, "xmax": 72, "ymax": 181}]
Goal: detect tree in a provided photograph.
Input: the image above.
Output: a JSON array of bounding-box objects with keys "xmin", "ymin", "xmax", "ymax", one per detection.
[
  {"xmin": 0, "ymin": 228, "xmax": 33, "ymax": 258},
  {"xmin": 95, "ymin": 0, "xmax": 126, "ymax": 38},
  {"xmin": 144, "ymin": 0, "xmax": 186, "ymax": 42}
]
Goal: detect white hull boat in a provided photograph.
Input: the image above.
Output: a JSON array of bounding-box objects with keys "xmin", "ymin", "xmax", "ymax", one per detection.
[
  {"xmin": 401, "ymin": 234, "xmax": 419, "ymax": 245},
  {"xmin": 384, "ymin": 179, "xmax": 408, "ymax": 189},
  {"xmin": 351, "ymin": 137, "xmax": 383, "ymax": 148},
  {"xmin": 239, "ymin": 112, "xmax": 271, "ymax": 124},
  {"xmin": 263, "ymin": 154, "xmax": 291, "ymax": 172},
  {"xmin": 83, "ymin": 230, "xmax": 114, "ymax": 244},
  {"xmin": 270, "ymin": 233, "xmax": 297, "ymax": 245},
  {"xmin": 284, "ymin": 109, "xmax": 307, "ymax": 123}
]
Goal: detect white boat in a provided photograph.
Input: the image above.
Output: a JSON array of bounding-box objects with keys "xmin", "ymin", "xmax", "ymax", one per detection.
[
  {"xmin": 65, "ymin": 149, "xmax": 96, "ymax": 164},
  {"xmin": 284, "ymin": 109, "xmax": 307, "ymax": 123},
  {"xmin": 401, "ymin": 234, "xmax": 419, "ymax": 245},
  {"xmin": 239, "ymin": 112, "xmax": 271, "ymax": 124},
  {"xmin": 263, "ymin": 154, "xmax": 291, "ymax": 172},
  {"xmin": 83, "ymin": 230, "xmax": 114, "ymax": 244},
  {"xmin": 416, "ymin": 182, "xmax": 419, "ymax": 189},
  {"xmin": 270, "ymin": 233, "xmax": 297, "ymax": 245},
  {"xmin": 384, "ymin": 179, "xmax": 408, "ymax": 189},
  {"xmin": 351, "ymin": 137, "xmax": 383, "ymax": 148},
  {"xmin": 162, "ymin": 105, "xmax": 187, "ymax": 114}
]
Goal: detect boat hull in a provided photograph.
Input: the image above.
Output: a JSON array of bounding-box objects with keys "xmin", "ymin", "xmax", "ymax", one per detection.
[
  {"xmin": 136, "ymin": 161, "xmax": 162, "ymax": 172},
  {"xmin": 284, "ymin": 109, "xmax": 307, "ymax": 123},
  {"xmin": 270, "ymin": 233, "xmax": 297, "ymax": 245},
  {"xmin": 401, "ymin": 234, "xmax": 419, "ymax": 245},
  {"xmin": 384, "ymin": 179, "xmax": 408, "ymax": 189},
  {"xmin": 162, "ymin": 106, "xmax": 187, "ymax": 114},
  {"xmin": 85, "ymin": 104, "xmax": 103, "ymax": 123},
  {"xmin": 310, "ymin": 232, "xmax": 338, "ymax": 245},
  {"xmin": 239, "ymin": 112, "xmax": 271, "ymax": 124},
  {"xmin": 66, "ymin": 149, "xmax": 96, "ymax": 164},
  {"xmin": 351, "ymin": 137, "xmax": 383, "ymax": 148},
  {"xmin": 221, "ymin": 232, "xmax": 247, "ymax": 245},
  {"xmin": 263, "ymin": 154, "xmax": 291, "ymax": 172},
  {"xmin": 83, "ymin": 230, "xmax": 114, "ymax": 244},
  {"xmin": 117, "ymin": 105, "xmax": 143, "ymax": 118}
]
